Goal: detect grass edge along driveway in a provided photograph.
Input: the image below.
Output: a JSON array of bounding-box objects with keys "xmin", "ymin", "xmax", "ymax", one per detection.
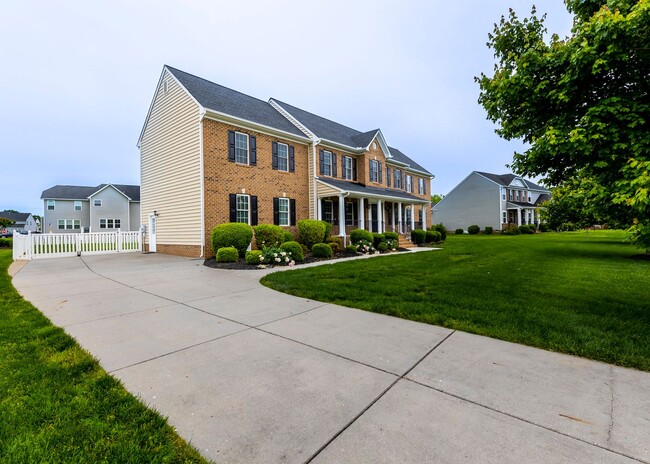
[
  {"xmin": 0, "ymin": 250, "xmax": 210, "ymax": 463},
  {"xmin": 262, "ymin": 231, "xmax": 650, "ymax": 372}
]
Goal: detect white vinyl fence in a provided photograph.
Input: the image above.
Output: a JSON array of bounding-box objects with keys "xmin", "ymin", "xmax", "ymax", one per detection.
[{"xmin": 13, "ymin": 230, "xmax": 142, "ymax": 260}]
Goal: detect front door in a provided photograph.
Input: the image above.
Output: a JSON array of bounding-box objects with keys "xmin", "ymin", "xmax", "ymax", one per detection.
[
  {"xmin": 148, "ymin": 215, "xmax": 157, "ymax": 253},
  {"xmin": 370, "ymin": 204, "xmax": 378, "ymax": 232}
]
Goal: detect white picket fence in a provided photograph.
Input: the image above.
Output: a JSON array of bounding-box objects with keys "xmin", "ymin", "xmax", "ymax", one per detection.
[{"xmin": 12, "ymin": 230, "xmax": 142, "ymax": 260}]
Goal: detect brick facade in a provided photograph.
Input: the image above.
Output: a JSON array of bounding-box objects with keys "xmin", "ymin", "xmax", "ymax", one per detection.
[{"xmin": 202, "ymin": 118, "xmax": 310, "ymax": 257}]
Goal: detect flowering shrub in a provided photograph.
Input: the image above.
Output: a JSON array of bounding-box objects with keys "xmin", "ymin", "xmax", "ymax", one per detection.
[
  {"xmin": 385, "ymin": 238, "xmax": 398, "ymax": 251},
  {"xmin": 259, "ymin": 246, "xmax": 294, "ymax": 266},
  {"xmin": 354, "ymin": 239, "xmax": 375, "ymax": 254}
]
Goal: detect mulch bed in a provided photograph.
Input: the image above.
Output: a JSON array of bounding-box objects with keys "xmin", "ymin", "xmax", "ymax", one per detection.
[{"xmin": 204, "ymin": 248, "xmax": 413, "ymax": 270}]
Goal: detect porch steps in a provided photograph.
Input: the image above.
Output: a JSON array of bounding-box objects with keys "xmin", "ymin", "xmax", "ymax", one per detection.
[{"xmin": 398, "ymin": 234, "xmax": 417, "ymax": 249}]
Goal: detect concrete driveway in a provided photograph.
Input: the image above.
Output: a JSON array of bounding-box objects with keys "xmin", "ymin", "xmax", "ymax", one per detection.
[{"xmin": 10, "ymin": 253, "xmax": 650, "ymax": 464}]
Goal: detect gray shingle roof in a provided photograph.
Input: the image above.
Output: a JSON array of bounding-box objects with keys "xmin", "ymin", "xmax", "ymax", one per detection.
[
  {"xmin": 319, "ymin": 178, "xmax": 428, "ymax": 202},
  {"xmin": 476, "ymin": 171, "xmax": 549, "ymax": 191},
  {"xmin": 271, "ymin": 99, "xmax": 433, "ymax": 176},
  {"xmin": 0, "ymin": 211, "xmax": 30, "ymax": 222},
  {"xmin": 166, "ymin": 66, "xmax": 306, "ymax": 138},
  {"xmin": 41, "ymin": 184, "xmax": 140, "ymax": 201},
  {"xmin": 535, "ymin": 193, "xmax": 551, "ymax": 205}
]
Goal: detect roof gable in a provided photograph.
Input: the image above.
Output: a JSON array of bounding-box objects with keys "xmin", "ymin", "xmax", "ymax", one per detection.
[
  {"xmin": 165, "ymin": 66, "xmax": 305, "ymax": 138},
  {"xmin": 0, "ymin": 211, "xmax": 30, "ymax": 222},
  {"xmin": 41, "ymin": 184, "xmax": 140, "ymax": 201},
  {"xmin": 474, "ymin": 171, "xmax": 549, "ymax": 192}
]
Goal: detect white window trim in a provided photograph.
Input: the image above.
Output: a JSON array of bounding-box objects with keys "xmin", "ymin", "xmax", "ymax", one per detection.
[
  {"xmin": 323, "ymin": 151, "xmax": 332, "ymax": 176},
  {"xmin": 418, "ymin": 178, "xmax": 425, "ymax": 195},
  {"xmin": 343, "ymin": 156, "xmax": 353, "ymax": 180},
  {"xmin": 236, "ymin": 194, "xmax": 251, "ymax": 225},
  {"xmin": 47, "ymin": 200, "xmax": 55, "ymax": 211},
  {"xmin": 278, "ymin": 197, "xmax": 290, "ymax": 226},
  {"xmin": 74, "ymin": 201, "xmax": 82, "ymax": 211},
  {"xmin": 323, "ymin": 200, "xmax": 333, "ymax": 223},
  {"xmin": 406, "ymin": 175, "xmax": 413, "ymax": 193},
  {"xmin": 509, "ymin": 191, "xmax": 513, "ymax": 201},
  {"xmin": 370, "ymin": 160, "xmax": 379, "ymax": 183},
  {"xmin": 235, "ymin": 131, "xmax": 250, "ymax": 165},
  {"xmin": 94, "ymin": 199, "xmax": 102, "ymax": 207},
  {"xmin": 277, "ymin": 142, "xmax": 289, "ymax": 172},
  {"xmin": 395, "ymin": 171, "xmax": 402, "ymax": 189},
  {"xmin": 345, "ymin": 201, "xmax": 354, "ymax": 226},
  {"xmin": 99, "ymin": 218, "xmax": 121, "ymax": 229},
  {"xmin": 58, "ymin": 219, "xmax": 80, "ymax": 230}
]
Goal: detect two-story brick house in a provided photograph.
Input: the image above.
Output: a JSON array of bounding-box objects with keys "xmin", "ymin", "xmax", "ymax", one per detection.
[{"xmin": 138, "ymin": 66, "xmax": 433, "ymax": 257}]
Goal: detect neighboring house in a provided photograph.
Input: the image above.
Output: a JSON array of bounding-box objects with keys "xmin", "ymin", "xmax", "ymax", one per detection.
[
  {"xmin": 431, "ymin": 171, "xmax": 550, "ymax": 231},
  {"xmin": 0, "ymin": 211, "xmax": 38, "ymax": 233},
  {"xmin": 138, "ymin": 65, "xmax": 434, "ymax": 257},
  {"xmin": 41, "ymin": 184, "xmax": 141, "ymax": 233}
]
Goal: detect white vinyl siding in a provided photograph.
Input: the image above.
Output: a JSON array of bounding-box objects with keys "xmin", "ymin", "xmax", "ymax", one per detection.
[{"xmin": 140, "ymin": 68, "xmax": 202, "ymax": 247}]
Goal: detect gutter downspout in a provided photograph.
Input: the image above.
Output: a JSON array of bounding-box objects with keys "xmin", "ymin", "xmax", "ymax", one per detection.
[
  {"xmin": 312, "ymin": 138, "xmax": 321, "ymax": 220},
  {"xmin": 199, "ymin": 107, "xmax": 206, "ymax": 258}
]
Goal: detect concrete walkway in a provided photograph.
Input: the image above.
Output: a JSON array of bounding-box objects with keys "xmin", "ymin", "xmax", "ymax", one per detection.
[{"xmin": 10, "ymin": 253, "xmax": 649, "ymax": 464}]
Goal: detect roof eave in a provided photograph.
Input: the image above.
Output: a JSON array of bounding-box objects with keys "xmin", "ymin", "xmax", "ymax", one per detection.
[{"xmin": 203, "ymin": 109, "xmax": 311, "ymax": 144}]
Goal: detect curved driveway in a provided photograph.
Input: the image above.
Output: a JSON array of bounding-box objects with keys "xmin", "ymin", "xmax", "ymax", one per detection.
[{"xmin": 11, "ymin": 253, "xmax": 650, "ymax": 464}]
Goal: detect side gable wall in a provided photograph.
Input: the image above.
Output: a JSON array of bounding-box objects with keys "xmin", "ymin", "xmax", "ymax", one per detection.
[
  {"xmin": 432, "ymin": 173, "xmax": 500, "ymax": 230},
  {"xmin": 140, "ymin": 69, "xmax": 202, "ymax": 254}
]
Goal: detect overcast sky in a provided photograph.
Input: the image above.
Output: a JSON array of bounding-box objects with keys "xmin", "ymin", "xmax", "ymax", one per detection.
[{"xmin": 1, "ymin": 0, "xmax": 572, "ymax": 215}]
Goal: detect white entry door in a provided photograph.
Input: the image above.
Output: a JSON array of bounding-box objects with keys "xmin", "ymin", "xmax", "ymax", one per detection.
[{"xmin": 148, "ymin": 214, "xmax": 157, "ymax": 252}]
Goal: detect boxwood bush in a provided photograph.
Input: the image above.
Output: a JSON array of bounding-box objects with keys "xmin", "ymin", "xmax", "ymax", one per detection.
[
  {"xmin": 282, "ymin": 231, "xmax": 295, "ymax": 243},
  {"xmin": 539, "ymin": 223, "xmax": 549, "ymax": 232},
  {"xmin": 431, "ymin": 223, "xmax": 447, "ymax": 241},
  {"xmin": 211, "ymin": 223, "xmax": 253, "ymax": 257},
  {"xmin": 372, "ymin": 233, "xmax": 385, "ymax": 248},
  {"xmin": 245, "ymin": 250, "xmax": 263, "ymax": 264},
  {"xmin": 383, "ymin": 231, "xmax": 399, "ymax": 241},
  {"xmin": 519, "ymin": 225, "xmax": 535, "ymax": 234},
  {"xmin": 0, "ymin": 238, "xmax": 12, "ymax": 248},
  {"xmin": 311, "ymin": 243, "xmax": 333, "ymax": 258},
  {"xmin": 455, "ymin": 228, "xmax": 465, "ymax": 235},
  {"xmin": 411, "ymin": 229, "xmax": 426, "ymax": 244},
  {"xmin": 322, "ymin": 221, "xmax": 332, "ymax": 242},
  {"xmin": 377, "ymin": 241, "xmax": 388, "ymax": 252},
  {"xmin": 345, "ymin": 245, "xmax": 357, "ymax": 254},
  {"xmin": 484, "ymin": 226, "xmax": 493, "ymax": 235},
  {"xmin": 350, "ymin": 229, "xmax": 373, "ymax": 244},
  {"xmin": 467, "ymin": 225, "xmax": 480, "ymax": 235},
  {"xmin": 280, "ymin": 240, "xmax": 304, "ymax": 262},
  {"xmin": 253, "ymin": 224, "xmax": 285, "ymax": 249},
  {"xmin": 297, "ymin": 219, "xmax": 327, "ymax": 250},
  {"xmin": 425, "ymin": 230, "xmax": 440, "ymax": 243},
  {"xmin": 216, "ymin": 246, "xmax": 239, "ymax": 263}
]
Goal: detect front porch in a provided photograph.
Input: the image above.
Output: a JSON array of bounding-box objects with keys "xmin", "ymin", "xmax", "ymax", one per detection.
[{"xmin": 503, "ymin": 203, "xmax": 538, "ymax": 230}]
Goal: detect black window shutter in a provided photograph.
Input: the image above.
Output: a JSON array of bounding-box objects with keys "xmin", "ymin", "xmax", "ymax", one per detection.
[
  {"xmin": 424, "ymin": 180, "xmax": 427, "ymax": 195},
  {"xmin": 251, "ymin": 195, "xmax": 258, "ymax": 225},
  {"xmin": 403, "ymin": 171, "xmax": 406, "ymax": 190},
  {"xmin": 273, "ymin": 197, "xmax": 280, "ymax": 225},
  {"xmin": 319, "ymin": 150, "xmax": 324, "ymax": 175},
  {"xmin": 249, "ymin": 135, "xmax": 257, "ymax": 166},
  {"xmin": 332, "ymin": 153, "xmax": 337, "ymax": 177},
  {"xmin": 229, "ymin": 194, "xmax": 237, "ymax": 222},
  {"xmin": 272, "ymin": 142, "xmax": 278, "ymax": 170},
  {"xmin": 289, "ymin": 146, "xmax": 295, "ymax": 172},
  {"xmin": 290, "ymin": 199, "xmax": 296, "ymax": 226},
  {"xmin": 352, "ymin": 157, "xmax": 357, "ymax": 180},
  {"xmin": 228, "ymin": 131, "xmax": 235, "ymax": 162},
  {"xmin": 387, "ymin": 167, "xmax": 391, "ymax": 187},
  {"xmin": 378, "ymin": 162, "xmax": 383, "ymax": 183},
  {"xmin": 394, "ymin": 170, "xmax": 398, "ymax": 187}
]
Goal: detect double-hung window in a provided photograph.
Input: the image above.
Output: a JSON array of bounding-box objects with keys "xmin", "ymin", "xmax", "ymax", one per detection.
[
  {"xmin": 418, "ymin": 178, "xmax": 425, "ymax": 195},
  {"xmin": 509, "ymin": 190, "xmax": 513, "ymax": 201},
  {"xmin": 370, "ymin": 160, "xmax": 379, "ymax": 183},
  {"xmin": 99, "ymin": 219, "xmax": 120, "ymax": 229},
  {"xmin": 236, "ymin": 194, "xmax": 250, "ymax": 224},
  {"xmin": 394, "ymin": 170, "xmax": 402, "ymax": 189},
  {"xmin": 277, "ymin": 143, "xmax": 288, "ymax": 172},
  {"xmin": 94, "ymin": 199, "xmax": 102, "ymax": 207},
  {"xmin": 502, "ymin": 211, "xmax": 507, "ymax": 223},
  {"xmin": 74, "ymin": 201, "xmax": 82, "ymax": 211},
  {"xmin": 406, "ymin": 175, "xmax": 413, "ymax": 193},
  {"xmin": 47, "ymin": 200, "xmax": 55, "ymax": 210},
  {"xmin": 323, "ymin": 200, "xmax": 333, "ymax": 223},
  {"xmin": 343, "ymin": 156, "xmax": 353, "ymax": 180},
  {"xmin": 345, "ymin": 202, "xmax": 354, "ymax": 226},
  {"xmin": 235, "ymin": 132, "xmax": 249, "ymax": 164},
  {"xmin": 322, "ymin": 151, "xmax": 332, "ymax": 176},
  {"xmin": 58, "ymin": 219, "xmax": 80, "ymax": 230},
  {"xmin": 278, "ymin": 198, "xmax": 290, "ymax": 226}
]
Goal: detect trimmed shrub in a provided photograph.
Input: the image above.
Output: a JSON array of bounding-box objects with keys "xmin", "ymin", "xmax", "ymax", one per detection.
[
  {"xmin": 539, "ymin": 223, "xmax": 549, "ymax": 232},
  {"xmin": 326, "ymin": 236, "xmax": 342, "ymax": 248},
  {"xmin": 484, "ymin": 226, "xmax": 493, "ymax": 235},
  {"xmin": 467, "ymin": 225, "xmax": 480, "ymax": 235},
  {"xmin": 280, "ymin": 241, "xmax": 304, "ymax": 262},
  {"xmin": 300, "ymin": 244, "xmax": 309, "ymax": 255},
  {"xmin": 216, "ymin": 246, "xmax": 238, "ymax": 263},
  {"xmin": 372, "ymin": 233, "xmax": 386, "ymax": 248},
  {"xmin": 501, "ymin": 225, "xmax": 520, "ymax": 235},
  {"xmin": 245, "ymin": 250, "xmax": 264, "ymax": 265},
  {"xmin": 253, "ymin": 224, "xmax": 285, "ymax": 249},
  {"xmin": 385, "ymin": 238, "xmax": 398, "ymax": 251},
  {"xmin": 297, "ymin": 219, "xmax": 327, "ymax": 250},
  {"xmin": 329, "ymin": 242, "xmax": 340, "ymax": 253},
  {"xmin": 377, "ymin": 241, "xmax": 388, "ymax": 252},
  {"xmin": 455, "ymin": 228, "xmax": 465, "ymax": 235},
  {"xmin": 0, "ymin": 238, "xmax": 12, "ymax": 248},
  {"xmin": 311, "ymin": 243, "xmax": 333, "ymax": 258},
  {"xmin": 211, "ymin": 223, "xmax": 253, "ymax": 257},
  {"xmin": 322, "ymin": 221, "xmax": 333, "ymax": 242},
  {"xmin": 282, "ymin": 230, "xmax": 295, "ymax": 243},
  {"xmin": 411, "ymin": 229, "xmax": 426, "ymax": 244},
  {"xmin": 345, "ymin": 245, "xmax": 357, "ymax": 254},
  {"xmin": 519, "ymin": 225, "xmax": 535, "ymax": 234},
  {"xmin": 350, "ymin": 228, "xmax": 373, "ymax": 244},
  {"xmin": 260, "ymin": 246, "xmax": 294, "ymax": 265},
  {"xmin": 383, "ymin": 231, "xmax": 399, "ymax": 241},
  {"xmin": 425, "ymin": 230, "xmax": 442, "ymax": 243},
  {"xmin": 431, "ymin": 223, "xmax": 447, "ymax": 241}
]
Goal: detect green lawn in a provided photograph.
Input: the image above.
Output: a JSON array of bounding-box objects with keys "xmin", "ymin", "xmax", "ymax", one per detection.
[
  {"xmin": 0, "ymin": 250, "xmax": 209, "ymax": 463},
  {"xmin": 262, "ymin": 230, "xmax": 650, "ymax": 371}
]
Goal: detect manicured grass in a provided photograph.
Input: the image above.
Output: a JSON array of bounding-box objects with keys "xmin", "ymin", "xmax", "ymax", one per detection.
[
  {"xmin": 262, "ymin": 231, "xmax": 650, "ymax": 371},
  {"xmin": 0, "ymin": 250, "xmax": 209, "ymax": 463}
]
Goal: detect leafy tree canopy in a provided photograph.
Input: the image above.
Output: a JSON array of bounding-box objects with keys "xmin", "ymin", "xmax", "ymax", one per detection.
[
  {"xmin": 431, "ymin": 194, "xmax": 444, "ymax": 205},
  {"xmin": 0, "ymin": 217, "xmax": 15, "ymax": 229},
  {"xmin": 477, "ymin": 0, "xmax": 649, "ymax": 248}
]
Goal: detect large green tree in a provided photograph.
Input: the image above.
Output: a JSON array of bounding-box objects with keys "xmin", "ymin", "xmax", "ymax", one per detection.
[{"xmin": 476, "ymin": 0, "xmax": 649, "ymax": 249}]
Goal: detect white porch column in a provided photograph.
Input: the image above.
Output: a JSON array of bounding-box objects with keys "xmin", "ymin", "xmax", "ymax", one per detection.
[
  {"xmin": 397, "ymin": 202, "xmax": 403, "ymax": 234},
  {"xmin": 377, "ymin": 199, "xmax": 383, "ymax": 233},
  {"xmin": 517, "ymin": 208, "xmax": 522, "ymax": 226},
  {"xmin": 359, "ymin": 197, "xmax": 365, "ymax": 230},
  {"xmin": 391, "ymin": 203, "xmax": 395, "ymax": 232},
  {"xmin": 422, "ymin": 204, "xmax": 427, "ymax": 230},
  {"xmin": 411, "ymin": 203, "xmax": 416, "ymax": 230},
  {"xmin": 317, "ymin": 198, "xmax": 322, "ymax": 220},
  {"xmin": 338, "ymin": 195, "xmax": 346, "ymax": 241}
]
